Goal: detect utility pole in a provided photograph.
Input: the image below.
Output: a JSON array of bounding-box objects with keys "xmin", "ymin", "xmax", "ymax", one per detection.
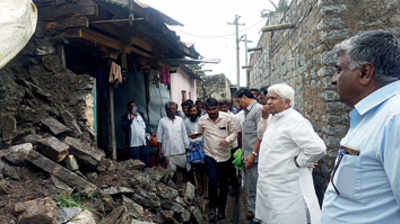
[
  {"xmin": 228, "ymin": 15, "xmax": 245, "ymax": 89},
  {"xmin": 241, "ymin": 34, "xmax": 252, "ymax": 87}
]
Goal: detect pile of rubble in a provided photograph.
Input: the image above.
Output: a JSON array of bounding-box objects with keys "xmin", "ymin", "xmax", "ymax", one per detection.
[{"xmin": 0, "ymin": 117, "xmax": 204, "ymax": 224}]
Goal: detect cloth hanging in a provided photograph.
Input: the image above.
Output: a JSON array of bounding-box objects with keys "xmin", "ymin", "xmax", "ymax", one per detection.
[
  {"xmin": 108, "ymin": 61, "xmax": 123, "ymax": 85},
  {"xmin": 160, "ymin": 67, "xmax": 170, "ymax": 85}
]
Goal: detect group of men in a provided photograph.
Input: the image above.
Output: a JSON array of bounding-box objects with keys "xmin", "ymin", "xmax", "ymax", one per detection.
[{"xmin": 123, "ymin": 30, "xmax": 400, "ymax": 224}]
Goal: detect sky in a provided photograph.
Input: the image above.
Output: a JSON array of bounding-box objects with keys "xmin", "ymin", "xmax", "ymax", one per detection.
[{"xmin": 140, "ymin": 0, "xmax": 277, "ymax": 86}]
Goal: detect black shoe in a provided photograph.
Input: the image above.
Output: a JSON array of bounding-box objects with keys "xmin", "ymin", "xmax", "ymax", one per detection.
[{"xmin": 208, "ymin": 209, "xmax": 217, "ymax": 223}]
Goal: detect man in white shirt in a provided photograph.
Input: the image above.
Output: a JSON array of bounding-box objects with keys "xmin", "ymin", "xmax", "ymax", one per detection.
[
  {"xmin": 256, "ymin": 83, "xmax": 326, "ymax": 224},
  {"xmin": 122, "ymin": 100, "xmax": 149, "ymax": 166},
  {"xmin": 157, "ymin": 101, "xmax": 190, "ymax": 180}
]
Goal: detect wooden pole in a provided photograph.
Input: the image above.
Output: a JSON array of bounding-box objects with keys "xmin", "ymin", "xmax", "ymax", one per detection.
[{"xmin": 108, "ymin": 85, "xmax": 117, "ymax": 160}]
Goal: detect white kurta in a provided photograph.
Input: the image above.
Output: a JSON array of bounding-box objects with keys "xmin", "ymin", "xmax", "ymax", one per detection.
[{"xmin": 256, "ymin": 108, "xmax": 326, "ymax": 224}]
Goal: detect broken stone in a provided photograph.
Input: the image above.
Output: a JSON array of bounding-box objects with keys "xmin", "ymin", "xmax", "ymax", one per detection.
[
  {"xmin": 0, "ymin": 179, "xmax": 12, "ymax": 195},
  {"xmin": 41, "ymin": 117, "xmax": 70, "ymax": 136},
  {"xmin": 128, "ymin": 172, "xmax": 156, "ymax": 193},
  {"xmin": 66, "ymin": 209, "xmax": 96, "ymax": 224},
  {"xmin": 0, "ymin": 215, "xmax": 16, "ymax": 224},
  {"xmin": 183, "ymin": 182, "xmax": 196, "ymax": 204},
  {"xmin": 98, "ymin": 206, "xmax": 130, "ymax": 224},
  {"xmin": 190, "ymin": 206, "xmax": 204, "ymax": 224},
  {"xmin": 159, "ymin": 210, "xmax": 179, "ymax": 224},
  {"xmin": 102, "ymin": 186, "xmax": 135, "ymax": 196},
  {"xmin": 131, "ymin": 190, "xmax": 161, "ymax": 209},
  {"xmin": 86, "ymin": 172, "xmax": 98, "ymax": 182},
  {"xmin": 145, "ymin": 167, "xmax": 168, "ymax": 182},
  {"xmin": 2, "ymin": 163, "xmax": 20, "ymax": 180},
  {"xmin": 23, "ymin": 134, "xmax": 44, "ymax": 143},
  {"xmin": 26, "ymin": 150, "xmax": 97, "ymax": 197},
  {"xmin": 0, "ymin": 114, "xmax": 17, "ymax": 141},
  {"xmin": 130, "ymin": 219, "xmax": 155, "ymax": 224},
  {"xmin": 57, "ymin": 207, "xmax": 82, "ymax": 224},
  {"xmin": 14, "ymin": 197, "xmax": 59, "ymax": 224},
  {"xmin": 65, "ymin": 155, "xmax": 79, "ymax": 171},
  {"xmin": 96, "ymin": 159, "xmax": 118, "ymax": 172},
  {"xmin": 60, "ymin": 110, "xmax": 83, "ymax": 137},
  {"xmin": 51, "ymin": 176, "xmax": 73, "ymax": 193},
  {"xmin": 64, "ymin": 137, "xmax": 105, "ymax": 167},
  {"xmin": 4, "ymin": 143, "xmax": 33, "ymax": 166},
  {"xmin": 161, "ymin": 201, "xmax": 191, "ymax": 223},
  {"xmin": 120, "ymin": 159, "xmax": 146, "ymax": 170},
  {"xmin": 155, "ymin": 182, "xmax": 178, "ymax": 201},
  {"xmin": 37, "ymin": 136, "xmax": 69, "ymax": 162},
  {"xmin": 121, "ymin": 195, "xmax": 144, "ymax": 219}
]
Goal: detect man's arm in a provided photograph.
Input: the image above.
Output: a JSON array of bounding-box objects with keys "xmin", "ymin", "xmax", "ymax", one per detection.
[
  {"xmin": 156, "ymin": 120, "xmax": 163, "ymax": 156},
  {"xmin": 292, "ymin": 119, "xmax": 327, "ymax": 168},
  {"xmin": 382, "ymin": 115, "xmax": 400, "ymax": 206},
  {"xmin": 181, "ymin": 120, "xmax": 190, "ymax": 149},
  {"xmin": 225, "ymin": 115, "xmax": 239, "ymax": 144}
]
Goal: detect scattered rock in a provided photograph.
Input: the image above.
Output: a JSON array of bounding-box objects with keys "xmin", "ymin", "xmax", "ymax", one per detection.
[
  {"xmin": 57, "ymin": 207, "xmax": 82, "ymax": 224},
  {"xmin": 64, "ymin": 137, "xmax": 105, "ymax": 167},
  {"xmin": 14, "ymin": 197, "xmax": 59, "ymax": 224},
  {"xmin": 65, "ymin": 209, "xmax": 96, "ymax": 224},
  {"xmin": 156, "ymin": 182, "xmax": 179, "ymax": 201},
  {"xmin": 51, "ymin": 176, "xmax": 73, "ymax": 193},
  {"xmin": 190, "ymin": 206, "xmax": 204, "ymax": 224},
  {"xmin": 37, "ymin": 136, "xmax": 69, "ymax": 162},
  {"xmin": 121, "ymin": 195, "xmax": 144, "ymax": 219},
  {"xmin": 120, "ymin": 159, "xmax": 146, "ymax": 170},
  {"xmin": 65, "ymin": 155, "xmax": 79, "ymax": 171},
  {"xmin": 183, "ymin": 182, "xmax": 196, "ymax": 204},
  {"xmin": 96, "ymin": 159, "xmax": 117, "ymax": 172},
  {"xmin": 102, "ymin": 186, "xmax": 135, "ymax": 196},
  {"xmin": 41, "ymin": 117, "xmax": 70, "ymax": 136},
  {"xmin": 4, "ymin": 143, "xmax": 33, "ymax": 166},
  {"xmin": 0, "ymin": 179, "xmax": 12, "ymax": 195},
  {"xmin": 131, "ymin": 190, "xmax": 161, "ymax": 209}
]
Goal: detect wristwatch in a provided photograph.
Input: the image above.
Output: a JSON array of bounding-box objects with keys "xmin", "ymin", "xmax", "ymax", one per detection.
[{"xmin": 252, "ymin": 151, "xmax": 258, "ymax": 157}]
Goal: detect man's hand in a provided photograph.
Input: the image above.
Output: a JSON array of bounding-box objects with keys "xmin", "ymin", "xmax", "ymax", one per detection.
[
  {"xmin": 261, "ymin": 105, "xmax": 270, "ymax": 119},
  {"xmin": 129, "ymin": 113, "xmax": 135, "ymax": 120},
  {"xmin": 245, "ymin": 154, "xmax": 256, "ymax": 169},
  {"xmin": 219, "ymin": 140, "xmax": 228, "ymax": 148},
  {"xmin": 308, "ymin": 162, "xmax": 319, "ymax": 168}
]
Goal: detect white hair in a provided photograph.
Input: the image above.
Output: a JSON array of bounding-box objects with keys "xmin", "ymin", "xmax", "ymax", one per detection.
[{"xmin": 268, "ymin": 83, "xmax": 295, "ymax": 107}]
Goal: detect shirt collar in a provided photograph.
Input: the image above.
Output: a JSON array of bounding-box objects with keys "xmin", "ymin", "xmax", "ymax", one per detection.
[
  {"xmin": 272, "ymin": 107, "xmax": 292, "ymax": 119},
  {"xmin": 246, "ymin": 100, "xmax": 257, "ymax": 112},
  {"xmin": 206, "ymin": 113, "xmax": 222, "ymax": 122},
  {"xmin": 354, "ymin": 80, "xmax": 400, "ymax": 116}
]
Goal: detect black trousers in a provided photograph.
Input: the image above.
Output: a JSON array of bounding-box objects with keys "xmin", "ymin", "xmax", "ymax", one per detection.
[{"xmin": 204, "ymin": 155, "xmax": 231, "ymax": 211}]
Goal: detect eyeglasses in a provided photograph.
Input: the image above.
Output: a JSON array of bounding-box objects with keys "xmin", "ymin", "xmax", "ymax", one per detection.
[{"xmin": 330, "ymin": 145, "xmax": 360, "ymax": 195}]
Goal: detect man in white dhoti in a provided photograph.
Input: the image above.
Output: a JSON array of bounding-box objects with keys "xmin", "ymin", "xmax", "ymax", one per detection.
[{"xmin": 255, "ymin": 83, "xmax": 326, "ymax": 224}]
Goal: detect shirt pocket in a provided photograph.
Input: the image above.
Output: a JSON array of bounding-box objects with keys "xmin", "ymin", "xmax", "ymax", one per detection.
[{"xmin": 333, "ymin": 154, "xmax": 362, "ymax": 200}]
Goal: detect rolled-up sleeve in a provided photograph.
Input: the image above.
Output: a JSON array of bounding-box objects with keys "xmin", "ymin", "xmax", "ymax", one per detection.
[{"xmin": 292, "ymin": 119, "xmax": 327, "ymax": 168}]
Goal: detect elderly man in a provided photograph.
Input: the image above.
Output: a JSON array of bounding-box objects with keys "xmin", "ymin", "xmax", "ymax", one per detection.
[
  {"xmin": 321, "ymin": 30, "xmax": 400, "ymax": 223},
  {"xmin": 236, "ymin": 88, "xmax": 263, "ymax": 222},
  {"xmin": 157, "ymin": 102, "xmax": 190, "ymax": 181},
  {"xmin": 255, "ymin": 83, "xmax": 326, "ymax": 224},
  {"xmin": 198, "ymin": 98, "xmax": 239, "ymax": 223}
]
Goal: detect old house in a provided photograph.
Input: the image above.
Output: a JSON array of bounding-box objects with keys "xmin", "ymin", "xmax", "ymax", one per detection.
[
  {"xmin": 170, "ymin": 65, "xmax": 201, "ymax": 111},
  {"xmin": 0, "ymin": 0, "xmax": 200, "ymax": 159}
]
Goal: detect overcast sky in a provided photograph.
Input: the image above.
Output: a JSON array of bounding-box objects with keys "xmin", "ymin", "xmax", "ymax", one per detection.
[{"xmin": 141, "ymin": 0, "xmax": 278, "ymax": 86}]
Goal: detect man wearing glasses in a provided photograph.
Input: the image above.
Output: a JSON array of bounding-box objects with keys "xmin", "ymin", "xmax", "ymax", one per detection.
[{"xmin": 321, "ymin": 30, "xmax": 400, "ymax": 223}]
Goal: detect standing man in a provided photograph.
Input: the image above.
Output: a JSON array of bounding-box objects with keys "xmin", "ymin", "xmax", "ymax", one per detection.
[
  {"xmin": 198, "ymin": 98, "xmax": 239, "ymax": 223},
  {"xmin": 122, "ymin": 100, "xmax": 149, "ymax": 166},
  {"xmin": 256, "ymin": 83, "xmax": 326, "ymax": 224},
  {"xmin": 236, "ymin": 88, "xmax": 263, "ymax": 222},
  {"xmin": 321, "ymin": 30, "xmax": 400, "ymax": 223},
  {"xmin": 157, "ymin": 102, "xmax": 190, "ymax": 182}
]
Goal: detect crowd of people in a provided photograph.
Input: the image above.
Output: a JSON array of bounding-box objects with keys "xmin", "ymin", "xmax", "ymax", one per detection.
[{"xmin": 122, "ymin": 30, "xmax": 400, "ymax": 224}]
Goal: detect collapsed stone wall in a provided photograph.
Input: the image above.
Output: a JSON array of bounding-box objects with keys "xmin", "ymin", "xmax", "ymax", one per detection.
[
  {"xmin": 249, "ymin": 0, "xmax": 400, "ymax": 200},
  {"xmin": 0, "ymin": 25, "xmax": 96, "ymax": 147}
]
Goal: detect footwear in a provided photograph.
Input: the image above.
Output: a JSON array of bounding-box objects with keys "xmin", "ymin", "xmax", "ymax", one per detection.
[{"xmin": 208, "ymin": 209, "xmax": 217, "ymax": 223}]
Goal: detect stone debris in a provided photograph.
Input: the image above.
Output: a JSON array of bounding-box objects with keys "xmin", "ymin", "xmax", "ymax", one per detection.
[
  {"xmin": 64, "ymin": 137, "xmax": 105, "ymax": 167},
  {"xmin": 14, "ymin": 197, "xmax": 59, "ymax": 224},
  {"xmin": 41, "ymin": 117, "xmax": 70, "ymax": 136},
  {"xmin": 57, "ymin": 207, "xmax": 82, "ymax": 224},
  {"xmin": 37, "ymin": 136, "xmax": 69, "ymax": 162}
]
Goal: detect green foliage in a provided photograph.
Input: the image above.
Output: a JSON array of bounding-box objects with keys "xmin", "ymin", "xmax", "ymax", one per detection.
[{"xmin": 52, "ymin": 191, "xmax": 86, "ymax": 209}]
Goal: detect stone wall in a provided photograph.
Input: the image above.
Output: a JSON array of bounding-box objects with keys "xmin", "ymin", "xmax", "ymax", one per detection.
[
  {"xmin": 0, "ymin": 23, "xmax": 96, "ymax": 147},
  {"xmin": 197, "ymin": 74, "xmax": 232, "ymax": 101},
  {"xmin": 249, "ymin": 0, "xmax": 400, "ymax": 200}
]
